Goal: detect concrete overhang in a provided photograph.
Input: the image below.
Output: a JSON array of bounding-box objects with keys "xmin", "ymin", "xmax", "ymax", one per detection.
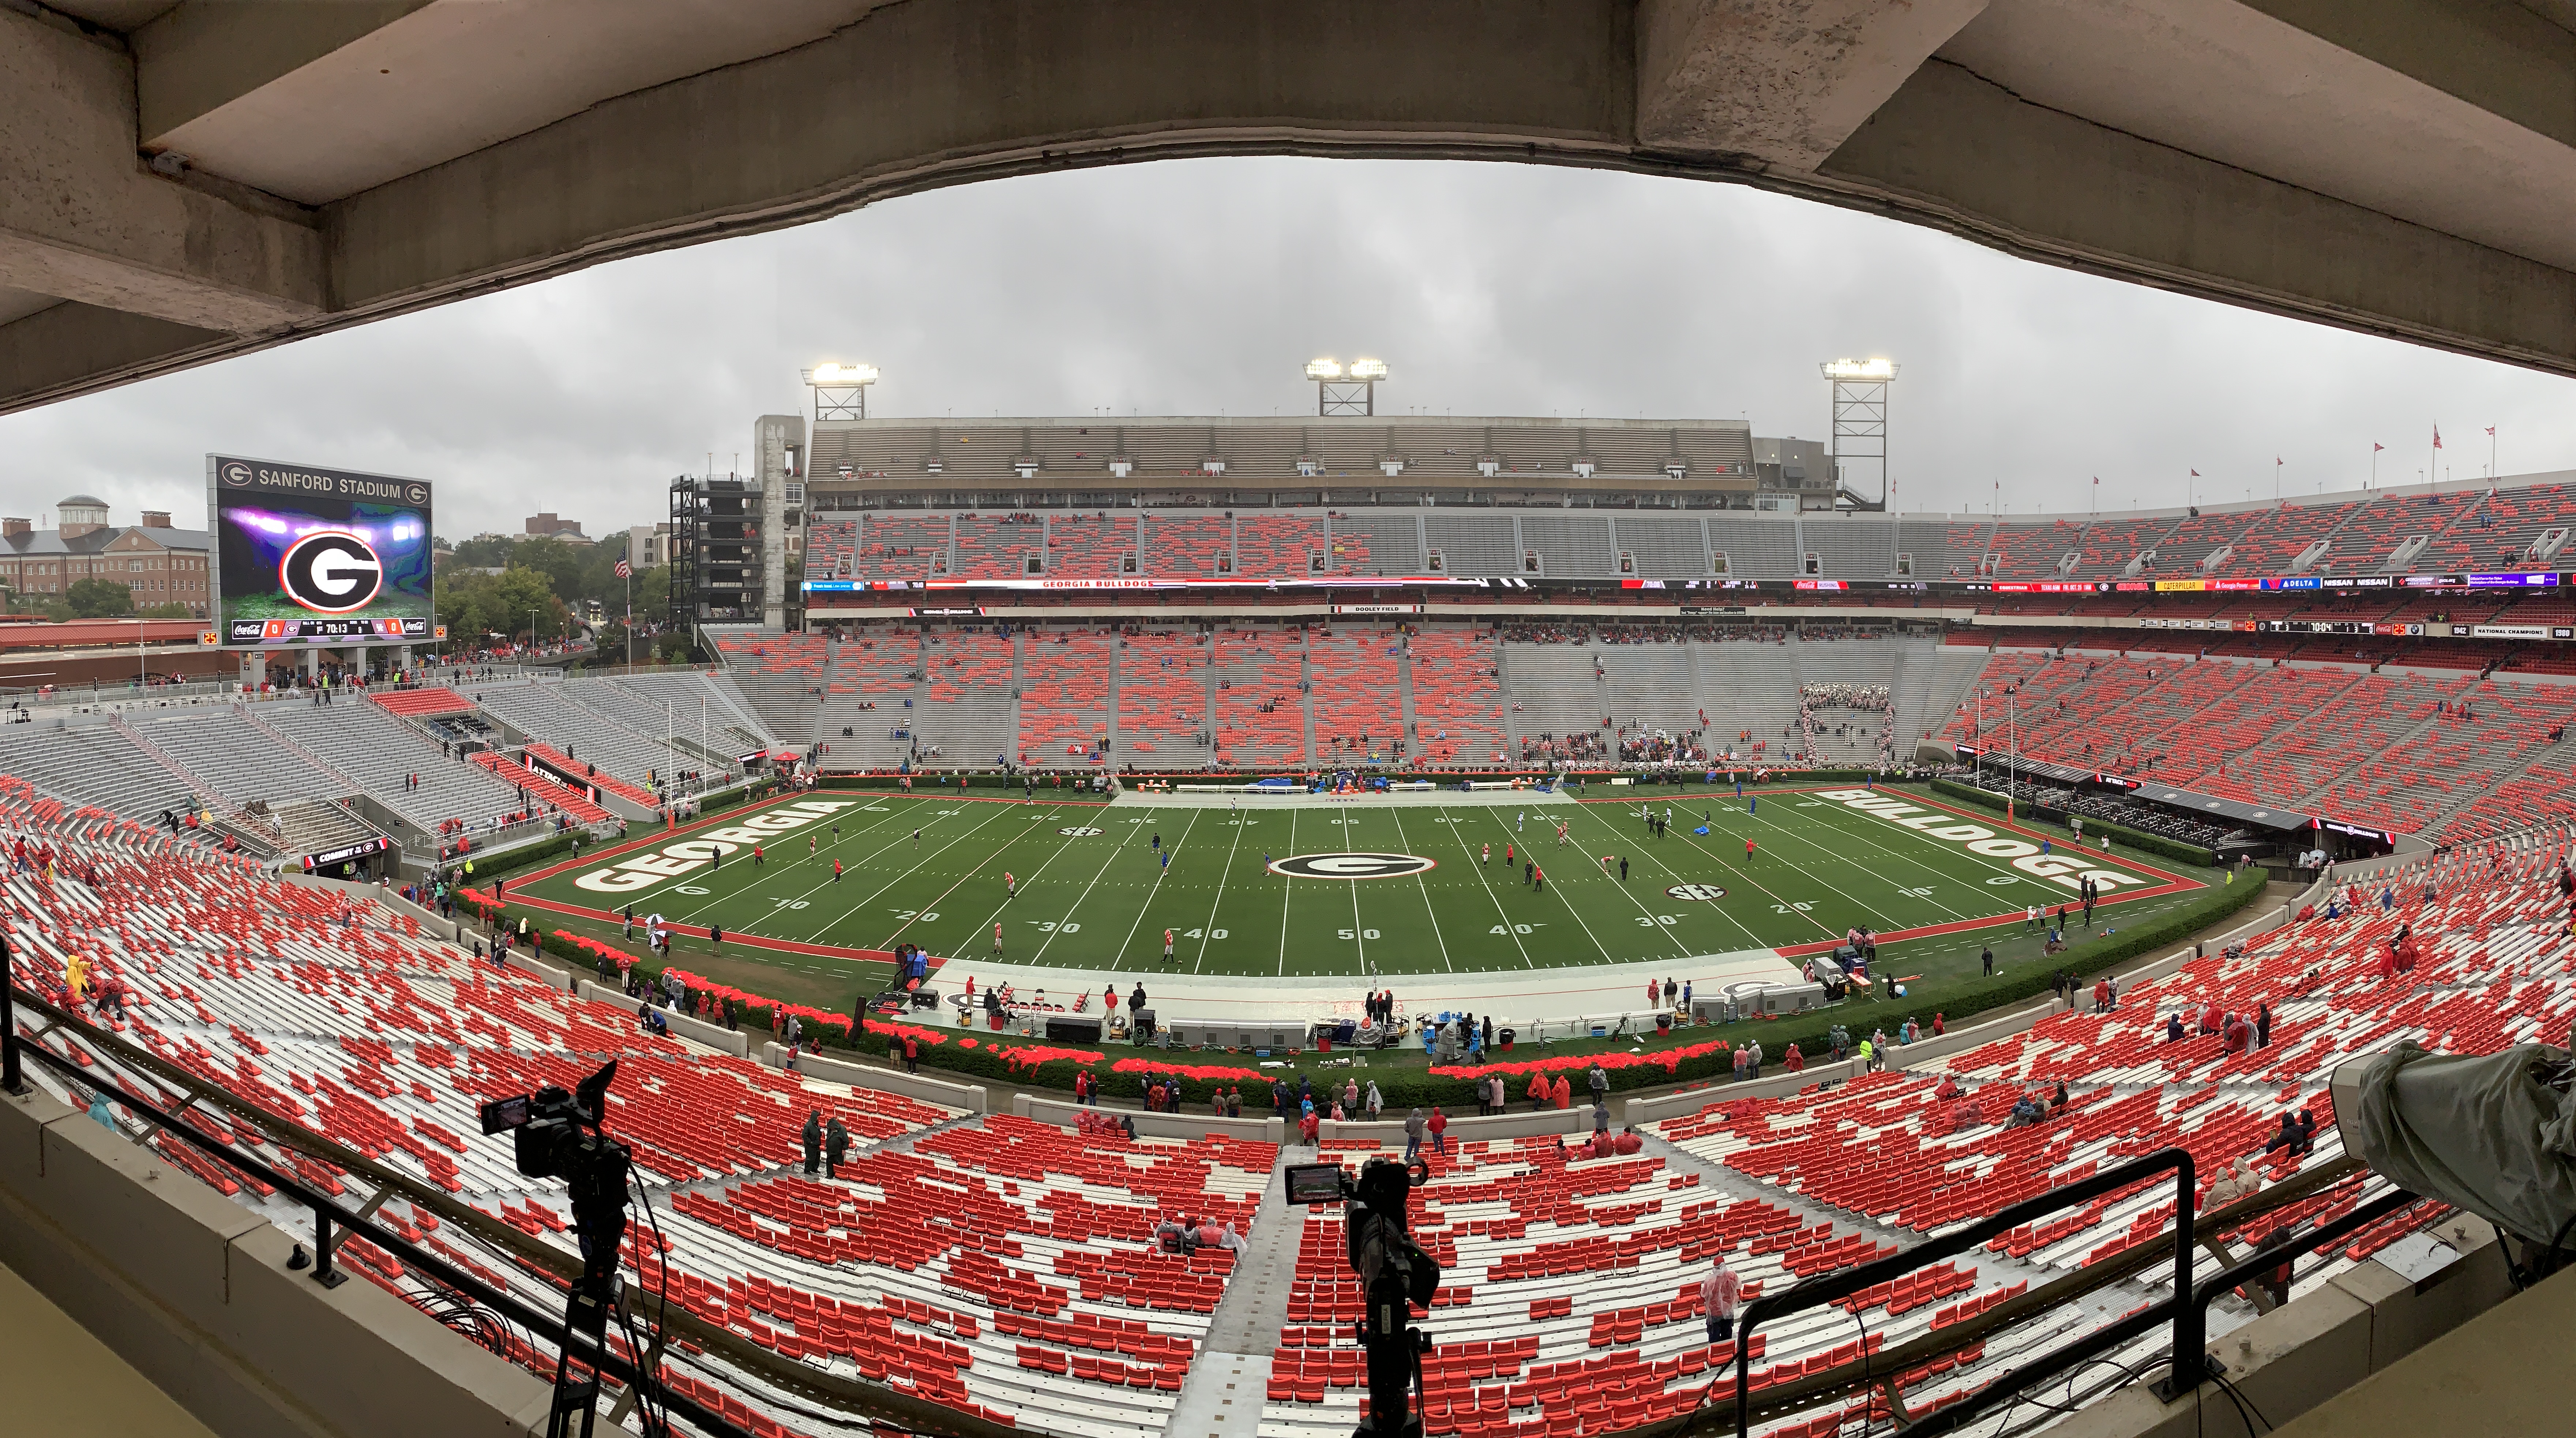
[{"xmin": 4, "ymin": 0, "xmax": 2575, "ymax": 417}]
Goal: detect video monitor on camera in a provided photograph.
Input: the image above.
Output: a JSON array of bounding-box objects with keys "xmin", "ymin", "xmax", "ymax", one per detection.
[{"xmin": 1285, "ymin": 1161, "xmax": 1349, "ymax": 1206}]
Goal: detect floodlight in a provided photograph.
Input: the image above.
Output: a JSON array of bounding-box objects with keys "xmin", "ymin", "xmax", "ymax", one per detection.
[
  {"xmin": 812, "ymin": 362, "xmax": 879, "ymax": 386},
  {"xmin": 1306, "ymin": 358, "xmax": 1343, "ymax": 380},
  {"xmin": 1348, "ymin": 358, "xmax": 1388, "ymax": 380},
  {"xmin": 1821, "ymin": 358, "xmax": 1896, "ymax": 380}
]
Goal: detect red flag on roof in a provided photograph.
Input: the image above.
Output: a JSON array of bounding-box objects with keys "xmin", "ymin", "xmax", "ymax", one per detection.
[{"xmin": 2434, "ymin": 425, "xmax": 2444, "ymax": 449}]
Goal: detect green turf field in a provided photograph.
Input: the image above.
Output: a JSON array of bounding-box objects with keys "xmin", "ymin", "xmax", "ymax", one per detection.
[{"xmin": 516, "ymin": 784, "xmax": 2209, "ymax": 980}]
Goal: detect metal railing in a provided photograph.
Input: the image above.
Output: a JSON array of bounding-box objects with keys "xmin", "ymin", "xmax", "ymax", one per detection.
[
  {"xmin": 2165, "ymin": 1185, "xmax": 2419, "ymax": 1393},
  {"xmin": 0, "ymin": 959, "xmax": 749, "ymax": 1437},
  {"xmin": 2, "ymin": 951, "xmax": 1015, "ymax": 1438},
  {"xmin": 1721, "ymin": 1148, "xmax": 2200, "ymax": 1438}
]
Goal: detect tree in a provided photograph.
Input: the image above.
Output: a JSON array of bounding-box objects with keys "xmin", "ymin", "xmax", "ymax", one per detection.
[
  {"xmin": 64, "ymin": 578, "xmax": 134, "ymax": 618},
  {"xmin": 139, "ymin": 602, "xmax": 196, "ymax": 619}
]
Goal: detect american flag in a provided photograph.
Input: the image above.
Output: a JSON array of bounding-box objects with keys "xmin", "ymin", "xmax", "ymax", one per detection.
[{"xmin": 615, "ymin": 559, "xmax": 631, "ymax": 578}]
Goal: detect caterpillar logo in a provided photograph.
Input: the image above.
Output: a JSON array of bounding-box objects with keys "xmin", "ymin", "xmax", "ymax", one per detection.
[
  {"xmin": 1267, "ymin": 852, "xmax": 1435, "ymax": 880},
  {"xmin": 277, "ymin": 530, "xmax": 382, "ymax": 614}
]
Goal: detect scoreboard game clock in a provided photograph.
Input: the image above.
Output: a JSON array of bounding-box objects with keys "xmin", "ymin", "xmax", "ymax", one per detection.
[{"xmin": 206, "ymin": 454, "xmax": 435, "ymax": 648}]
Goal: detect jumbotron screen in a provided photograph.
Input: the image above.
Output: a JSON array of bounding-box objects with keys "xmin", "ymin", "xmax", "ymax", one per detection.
[{"xmin": 207, "ymin": 454, "xmax": 435, "ymax": 647}]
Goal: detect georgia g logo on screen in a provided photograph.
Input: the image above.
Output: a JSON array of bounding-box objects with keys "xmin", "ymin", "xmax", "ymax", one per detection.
[
  {"xmin": 278, "ymin": 530, "xmax": 383, "ymax": 613},
  {"xmin": 219, "ymin": 461, "xmax": 253, "ymax": 487}
]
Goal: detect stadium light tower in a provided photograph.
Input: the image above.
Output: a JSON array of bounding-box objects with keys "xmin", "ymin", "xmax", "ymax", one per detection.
[
  {"xmin": 803, "ymin": 362, "xmax": 879, "ymax": 422},
  {"xmin": 1308, "ymin": 357, "xmax": 1385, "ymax": 416},
  {"xmin": 1821, "ymin": 358, "xmax": 1897, "ymax": 511}
]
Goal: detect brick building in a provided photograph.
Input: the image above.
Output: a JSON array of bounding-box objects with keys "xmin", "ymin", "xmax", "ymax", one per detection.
[{"xmin": 0, "ymin": 496, "xmax": 214, "ymax": 615}]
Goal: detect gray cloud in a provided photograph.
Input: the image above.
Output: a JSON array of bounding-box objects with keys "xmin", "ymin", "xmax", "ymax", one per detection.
[{"xmin": 4, "ymin": 157, "xmax": 2569, "ymax": 539}]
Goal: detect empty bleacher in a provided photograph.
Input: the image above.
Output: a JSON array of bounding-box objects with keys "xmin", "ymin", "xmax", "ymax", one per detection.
[
  {"xmin": 1211, "ymin": 630, "xmax": 1308, "ymax": 769},
  {"xmin": 1115, "ymin": 632, "xmax": 1214, "ymax": 766},
  {"xmin": 816, "ymin": 629, "xmax": 920, "ymax": 770},
  {"xmin": 1019, "ymin": 630, "xmax": 1114, "ymax": 765},
  {"xmin": 1236, "ymin": 513, "xmax": 1327, "ymax": 579},
  {"xmin": 270, "ymin": 700, "xmax": 527, "ymax": 833},
  {"xmin": 1308, "ymin": 630, "xmax": 1405, "ymax": 758},
  {"xmin": 1044, "ymin": 513, "xmax": 1138, "ymax": 579},
  {"xmin": 1422, "ymin": 513, "xmax": 1520, "ymax": 578},
  {"xmin": 1142, "ymin": 514, "xmax": 1235, "ymax": 578},
  {"xmin": 916, "ymin": 631, "xmax": 1020, "ymax": 768},
  {"xmin": 1608, "ymin": 516, "xmax": 1712, "ymax": 579},
  {"xmin": 1327, "ymin": 514, "xmax": 1421, "ymax": 576},
  {"xmin": 1408, "ymin": 629, "xmax": 1508, "ymax": 766}
]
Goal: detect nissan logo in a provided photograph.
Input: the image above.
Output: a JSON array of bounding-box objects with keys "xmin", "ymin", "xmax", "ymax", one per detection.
[
  {"xmin": 1266, "ymin": 852, "xmax": 1436, "ymax": 880},
  {"xmin": 219, "ymin": 461, "xmax": 253, "ymax": 487},
  {"xmin": 278, "ymin": 530, "xmax": 383, "ymax": 614}
]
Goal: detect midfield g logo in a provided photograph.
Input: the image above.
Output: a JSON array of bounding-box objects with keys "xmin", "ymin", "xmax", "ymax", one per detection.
[
  {"xmin": 1268, "ymin": 852, "xmax": 1436, "ymax": 880},
  {"xmin": 278, "ymin": 529, "xmax": 383, "ymax": 614}
]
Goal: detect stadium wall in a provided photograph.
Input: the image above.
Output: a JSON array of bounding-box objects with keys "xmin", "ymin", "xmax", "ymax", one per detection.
[
  {"xmin": 0, "ymin": 1087, "xmax": 546, "ymax": 1438},
  {"xmin": 767, "ymin": 1043, "xmax": 991, "ymax": 1115}
]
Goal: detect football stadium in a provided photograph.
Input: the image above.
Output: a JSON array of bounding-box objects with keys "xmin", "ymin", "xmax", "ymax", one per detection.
[{"xmin": 8, "ymin": 10, "xmax": 2576, "ymax": 1438}]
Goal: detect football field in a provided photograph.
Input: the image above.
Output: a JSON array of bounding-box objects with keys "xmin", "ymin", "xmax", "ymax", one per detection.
[{"xmin": 514, "ymin": 784, "xmax": 2204, "ymax": 980}]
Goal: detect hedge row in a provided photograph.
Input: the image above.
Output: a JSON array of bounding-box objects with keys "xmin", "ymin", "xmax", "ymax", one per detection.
[
  {"xmin": 1928, "ymin": 778, "xmax": 2220, "ymax": 868},
  {"xmin": 467, "ymin": 849, "xmax": 2275, "ymax": 1112}
]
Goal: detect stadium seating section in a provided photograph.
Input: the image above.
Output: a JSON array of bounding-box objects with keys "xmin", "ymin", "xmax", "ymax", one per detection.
[{"xmin": 1, "ymin": 734, "xmax": 2506, "ymax": 1438}]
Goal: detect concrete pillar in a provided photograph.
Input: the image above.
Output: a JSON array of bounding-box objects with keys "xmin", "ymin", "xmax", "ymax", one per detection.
[
  {"xmin": 300, "ymin": 649, "xmax": 318, "ymax": 680},
  {"xmin": 755, "ymin": 414, "xmax": 803, "ymax": 630}
]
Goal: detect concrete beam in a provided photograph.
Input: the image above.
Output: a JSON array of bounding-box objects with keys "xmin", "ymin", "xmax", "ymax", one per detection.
[
  {"xmin": 1635, "ymin": 0, "xmax": 1991, "ymax": 169},
  {"xmin": 9, "ymin": 0, "xmax": 2576, "ymax": 418},
  {"xmin": 1802, "ymin": 57, "xmax": 2576, "ymax": 376},
  {"xmin": 0, "ymin": 7, "xmax": 326, "ymax": 334},
  {"xmin": 132, "ymin": 0, "xmax": 435, "ymax": 143}
]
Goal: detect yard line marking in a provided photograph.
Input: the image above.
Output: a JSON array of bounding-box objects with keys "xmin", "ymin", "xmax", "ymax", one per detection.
[
  {"xmin": 1732, "ymin": 804, "xmax": 1957, "ymax": 928},
  {"xmin": 737, "ymin": 798, "xmax": 999, "ymax": 938},
  {"xmin": 1191, "ymin": 811, "xmax": 1249, "ymax": 973},
  {"xmin": 890, "ymin": 805, "xmax": 1079, "ymax": 952},
  {"xmin": 1423, "ymin": 809, "xmax": 1535, "ymax": 969},
  {"xmin": 804, "ymin": 798, "xmax": 1027, "ymax": 943},
  {"xmin": 1034, "ymin": 807, "xmax": 1150, "ymax": 964},
  {"xmin": 1111, "ymin": 807, "xmax": 1202, "ymax": 965},
  {"xmin": 1477, "ymin": 810, "xmax": 1616, "ymax": 965},
  {"xmin": 1386, "ymin": 809, "xmax": 1453, "ymax": 974},
  {"xmin": 1554, "ymin": 804, "xmax": 1696, "ymax": 960},
  {"xmin": 1660, "ymin": 819, "xmax": 1844, "ymax": 944},
  {"xmin": 1577, "ymin": 804, "xmax": 1769, "ymax": 951},
  {"xmin": 1277, "ymin": 808, "xmax": 1298, "ymax": 976},
  {"xmin": 673, "ymin": 794, "xmax": 917, "ymax": 930}
]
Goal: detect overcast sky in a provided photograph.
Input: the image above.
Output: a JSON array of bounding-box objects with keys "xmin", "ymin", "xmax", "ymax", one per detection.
[{"xmin": 5, "ymin": 157, "xmax": 2573, "ymax": 540}]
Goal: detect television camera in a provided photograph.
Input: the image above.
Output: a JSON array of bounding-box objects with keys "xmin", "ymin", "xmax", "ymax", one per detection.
[
  {"xmin": 1286, "ymin": 1157, "xmax": 1443, "ymax": 1438},
  {"xmin": 480, "ymin": 1060, "xmax": 635, "ymax": 1438}
]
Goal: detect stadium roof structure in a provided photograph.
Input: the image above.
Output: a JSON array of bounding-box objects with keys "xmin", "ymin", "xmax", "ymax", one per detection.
[
  {"xmin": 11, "ymin": 2, "xmax": 2576, "ymax": 419},
  {"xmin": 2128, "ymin": 783, "xmax": 2316, "ymax": 834}
]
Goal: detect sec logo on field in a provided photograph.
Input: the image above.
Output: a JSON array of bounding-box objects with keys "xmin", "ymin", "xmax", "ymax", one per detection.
[
  {"xmin": 1058, "ymin": 826, "xmax": 1104, "ymax": 837},
  {"xmin": 1665, "ymin": 884, "xmax": 1728, "ymax": 901},
  {"xmin": 1268, "ymin": 853, "xmax": 1436, "ymax": 880}
]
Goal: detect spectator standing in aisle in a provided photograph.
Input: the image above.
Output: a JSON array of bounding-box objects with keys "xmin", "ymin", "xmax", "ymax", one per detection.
[
  {"xmin": 801, "ymin": 1111, "xmax": 822, "ymax": 1175},
  {"xmin": 1702, "ymin": 1258, "xmax": 1742, "ymax": 1348}
]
